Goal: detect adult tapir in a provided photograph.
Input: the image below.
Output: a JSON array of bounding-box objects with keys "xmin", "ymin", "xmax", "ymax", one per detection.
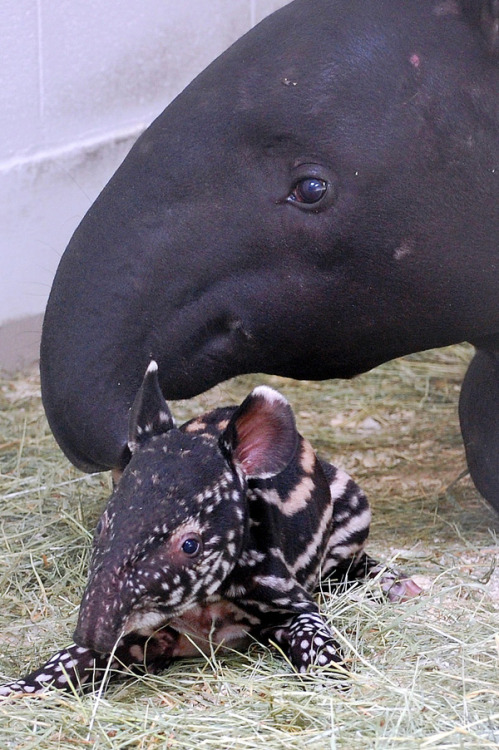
[{"xmin": 40, "ymin": 0, "xmax": 498, "ymax": 510}]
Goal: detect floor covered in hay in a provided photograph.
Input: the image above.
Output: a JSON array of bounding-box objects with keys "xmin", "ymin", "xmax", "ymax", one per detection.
[{"xmin": 0, "ymin": 344, "xmax": 497, "ymax": 749}]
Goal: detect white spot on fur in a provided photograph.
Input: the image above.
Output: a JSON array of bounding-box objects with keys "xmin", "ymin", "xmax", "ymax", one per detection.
[
  {"xmin": 251, "ymin": 385, "xmax": 289, "ymax": 407},
  {"xmin": 259, "ymin": 479, "xmax": 314, "ymax": 517},
  {"xmin": 433, "ymin": 1, "xmax": 460, "ymax": 18},
  {"xmin": 273, "ymin": 597, "xmax": 291, "ymax": 607},
  {"xmin": 328, "ymin": 467, "xmax": 351, "ymax": 500},
  {"xmin": 254, "ymin": 574, "xmax": 296, "ymax": 591},
  {"xmin": 125, "ymin": 609, "xmax": 166, "ymax": 635},
  {"xmin": 299, "ymin": 440, "xmax": 316, "ymax": 474},
  {"xmin": 292, "ymin": 502, "xmax": 333, "ymax": 575},
  {"xmin": 129, "ymin": 645, "xmax": 144, "ymax": 660},
  {"xmin": 327, "ymin": 507, "xmax": 372, "ymax": 551},
  {"xmin": 393, "ymin": 240, "xmax": 414, "ymax": 261}
]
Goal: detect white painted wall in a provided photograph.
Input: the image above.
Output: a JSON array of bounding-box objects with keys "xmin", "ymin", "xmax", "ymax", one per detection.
[{"xmin": 0, "ymin": 0, "xmax": 290, "ymax": 333}]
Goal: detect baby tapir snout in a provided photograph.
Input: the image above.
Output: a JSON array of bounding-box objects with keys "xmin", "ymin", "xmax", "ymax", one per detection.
[
  {"xmin": 74, "ymin": 361, "xmax": 300, "ymax": 654},
  {"xmin": 74, "ymin": 565, "xmax": 146, "ymax": 654}
]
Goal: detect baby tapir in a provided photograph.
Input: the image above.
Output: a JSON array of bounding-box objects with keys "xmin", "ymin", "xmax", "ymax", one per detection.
[{"xmin": 0, "ymin": 362, "xmax": 420, "ymax": 695}]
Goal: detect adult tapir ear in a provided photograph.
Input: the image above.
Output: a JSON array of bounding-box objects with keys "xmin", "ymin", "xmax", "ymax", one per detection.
[
  {"xmin": 128, "ymin": 361, "xmax": 176, "ymax": 453},
  {"xmin": 221, "ymin": 386, "xmax": 298, "ymax": 479},
  {"xmin": 460, "ymin": 0, "xmax": 499, "ymax": 54}
]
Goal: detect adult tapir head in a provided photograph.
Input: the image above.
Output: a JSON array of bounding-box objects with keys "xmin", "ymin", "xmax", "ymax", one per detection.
[{"xmin": 40, "ymin": 0, "xmax": 499, "ymax": 508}]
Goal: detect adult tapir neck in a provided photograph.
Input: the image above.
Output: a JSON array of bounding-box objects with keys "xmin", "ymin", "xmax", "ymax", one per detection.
[{"xmin": 40, "ymin": 0, "xmax": 498, "ymax": 474}]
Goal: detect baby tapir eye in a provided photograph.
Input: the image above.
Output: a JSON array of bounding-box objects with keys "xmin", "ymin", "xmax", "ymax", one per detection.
[
  {"xmin": 181, "ymin": 538, "xmax": 200, "ymax": 556},
  {"xmin": 179, "ymin": 533, "xmax": 202, "ymax": 558}
]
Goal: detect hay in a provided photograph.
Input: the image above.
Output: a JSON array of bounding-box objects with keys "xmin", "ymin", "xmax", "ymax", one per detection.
[{"xmin": 0, "ymin": 344, "xmax": 498, "ymax": 749}]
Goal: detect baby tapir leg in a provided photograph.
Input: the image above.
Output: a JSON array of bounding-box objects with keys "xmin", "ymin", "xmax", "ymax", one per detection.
[
  {"xmin": 320, "ymin": 519, "xmax": 422, "ymax": 602},
  {"xmin": 0, "ymin": 644, "xmax": 116, "ymax": 696},
  {"xmin": 320, "ymin": 463, "xmax": 422, "ymax": 602},
  {"xmin": 327, "ymin": 551, "xmax": 422, "ymax": 602},
  {"xmin": 269, "ymin": 608, "xmax": 344, "ymax": 675},
  {"xmin": 0, "ymin": 629, "xmax": 176, "ymax": 696}
]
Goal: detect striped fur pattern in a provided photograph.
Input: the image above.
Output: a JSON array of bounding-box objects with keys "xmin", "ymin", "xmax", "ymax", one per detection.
[{"xmin": 0, "ymin": 363, "xmax": 420, "ymax": 696}]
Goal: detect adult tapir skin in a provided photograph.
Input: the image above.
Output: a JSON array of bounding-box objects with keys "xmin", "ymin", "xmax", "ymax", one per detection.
[{"xmin": 40, "ymin": 0, "xmax": 499, "ymax": 507}]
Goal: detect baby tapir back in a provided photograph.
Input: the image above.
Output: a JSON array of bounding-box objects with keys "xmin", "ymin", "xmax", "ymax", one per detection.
[{"xmin": 0, "ymin": 364, "xmax": 420, "ymax": 696}]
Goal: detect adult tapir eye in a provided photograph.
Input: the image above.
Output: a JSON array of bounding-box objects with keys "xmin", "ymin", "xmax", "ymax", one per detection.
[{"xmin": 290, "ymin": 177, "xmax": 328, "ymax": 204}]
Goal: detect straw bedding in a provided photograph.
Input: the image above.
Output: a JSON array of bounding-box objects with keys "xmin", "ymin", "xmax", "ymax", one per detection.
[{"xmin": 0, "ymin": 344, "xmax": 497, "ymax": 749}]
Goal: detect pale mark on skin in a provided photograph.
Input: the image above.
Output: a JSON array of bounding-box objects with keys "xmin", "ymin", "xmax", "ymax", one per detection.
[{"xmin": 393, "ymin": 240, "xmax": 414, "ymax": 261}]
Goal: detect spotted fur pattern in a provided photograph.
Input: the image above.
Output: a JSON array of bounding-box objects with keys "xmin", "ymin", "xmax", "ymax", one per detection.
[{"xmin": 0, "ymin": 364, "xmax": 420, "ymax": 696}]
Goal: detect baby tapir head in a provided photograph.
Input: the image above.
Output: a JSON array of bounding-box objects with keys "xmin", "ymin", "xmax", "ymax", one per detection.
[{"xmin": 74, "ymin": 362, "xmax": 298, "ymax": 654}]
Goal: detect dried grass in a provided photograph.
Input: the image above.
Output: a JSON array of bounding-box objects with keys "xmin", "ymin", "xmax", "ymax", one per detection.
[{"xmin": 0, "ymin": 344, "xmax": 498, "ymax": 749}]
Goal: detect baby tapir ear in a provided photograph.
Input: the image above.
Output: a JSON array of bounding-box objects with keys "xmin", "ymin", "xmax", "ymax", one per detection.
[
  {"xmin": 128, "ymin": 361, "xmax": 175, "ymax": 453},
  {"xmin": 221, "ymin": 386, "xmax": 298, "ymax": 479}
]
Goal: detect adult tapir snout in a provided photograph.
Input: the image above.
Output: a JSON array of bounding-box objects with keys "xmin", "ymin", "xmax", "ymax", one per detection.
[{"xmin": 40, "ymin": 0, "xmax": 498, "ymax": 510}]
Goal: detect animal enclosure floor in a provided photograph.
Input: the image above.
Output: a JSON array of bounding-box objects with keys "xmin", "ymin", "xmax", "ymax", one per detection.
[{"xmin": 0, "ymin": 345, "xmax": 498, "ymax": 749}]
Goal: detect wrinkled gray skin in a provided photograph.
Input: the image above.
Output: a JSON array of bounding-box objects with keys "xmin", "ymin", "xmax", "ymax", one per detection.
[{"xmin": 40, "ymin": 0, "xmax": 499, "ymax": 508}]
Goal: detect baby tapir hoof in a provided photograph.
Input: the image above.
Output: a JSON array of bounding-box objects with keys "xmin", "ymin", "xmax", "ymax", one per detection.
[
  {"xmin": 379, "ymin": 573, "xmax": 423, "ymax": 603},
  {"xmin": 271, "ymin": 612, "xmax": 344, "ymax": 676},
  {"xmin": 0, "ymin": 362, "xmax": 421, "ymax": 696}
]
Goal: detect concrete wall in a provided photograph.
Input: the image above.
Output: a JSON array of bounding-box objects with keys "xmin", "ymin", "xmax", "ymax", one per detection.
[{"xmin": 0, "ymin": 0, "xmax": 290, "ymax": 370}]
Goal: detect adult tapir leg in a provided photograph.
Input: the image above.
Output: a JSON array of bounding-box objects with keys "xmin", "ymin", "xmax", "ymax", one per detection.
[
  {"xmin": 448, "ymin": 0, "xmax": 499, "ymax": 512},
  {"xmin": 459, "ymin": 348, "xmax": 499, "ymax": 512}
]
